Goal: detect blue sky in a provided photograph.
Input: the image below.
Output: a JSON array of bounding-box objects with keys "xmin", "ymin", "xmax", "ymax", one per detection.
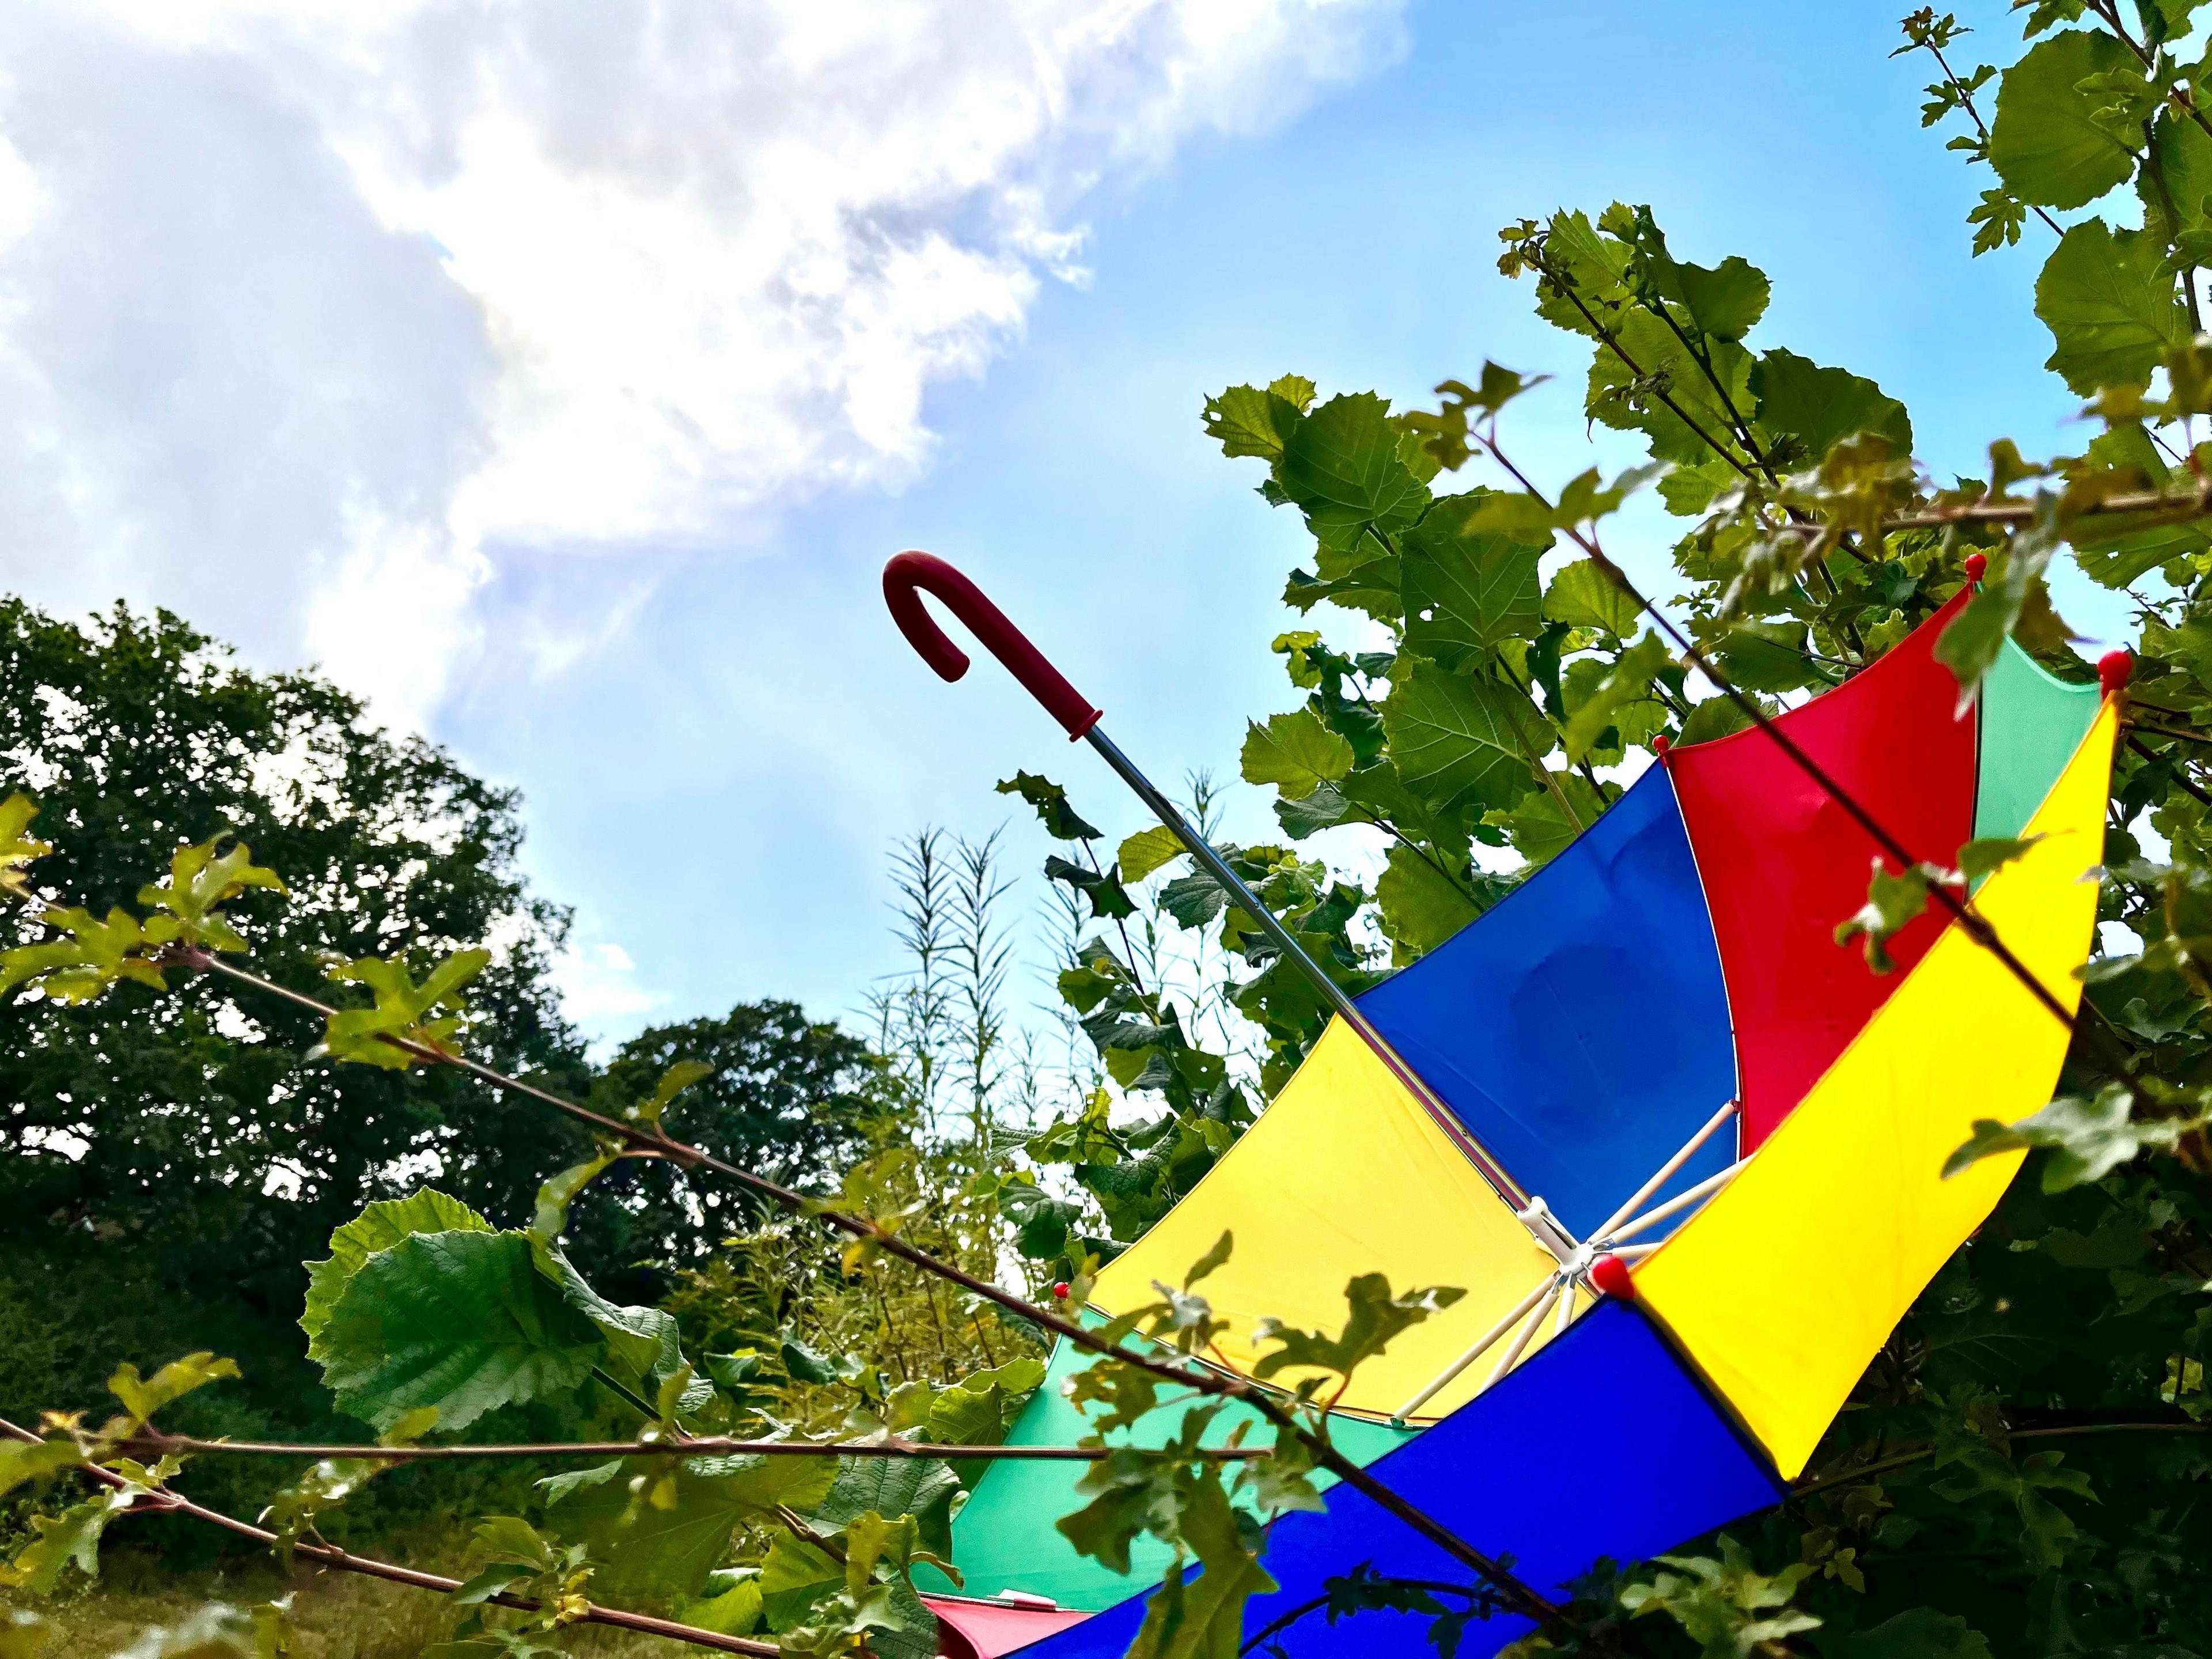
[
  {"xmin": 0, "ymin": 1, "xmax": 2120, "ymax": 1051},
  {"xmin": 431, "ymin": 2, "xmax": 2112, "ymax": 1046}
]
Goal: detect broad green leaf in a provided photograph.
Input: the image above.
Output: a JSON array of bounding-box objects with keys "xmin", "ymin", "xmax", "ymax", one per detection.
[
  {"xmin": 680, "ymin": 1577, "xmax": 765, "ymax": 1638},
  {"xmin": 814, "ymin": 1456, "xmax": 963, "ymax": 1560},
  {"xmin": 529, "ymin": 1147, "xmax": 620, "ymax": 1244},
  {"xmin": 1487, "ymin": 772, "xmax": 1615, "ymax": 866},
  {"xmin": 1664, "ymin": 255, "xmax": 1770, "ymax": 343},
  {"xmin": 627, "ymin": 1058, "xmax": 711, "ymax": 1130},
  {"xmin": 759, "ymin": 1531, "xmax": 847, "ymax": 1630},
  {"xmin": 0, "ymin": 794, "xmax": 51, "ymax": 896},
  {"xmin": 1238, "ymin": 711, "xmax": 1353, "ymax": 801},
  {"xmin": 1679, "ymin": 696, "xmax": 1759, "ymax": 745},
  {"xmin": 1381, "ymin": 662, "xmax": 1550, "ymax": 813},
  {"xmin": 1251, "ymin": 1274, "xmax": 1466, "ymax": 1384},
  {"xmin": 1957, "ymin": 835, "xmax": 2043, "ymax": 884},
  {"xmin": 317, "ymin": 1229, "xmax": 604, "ymax": 1432},
  {"xmin": 1944, "ymin": 1084, "xmax": 2202, "ymax": 1191},
  {"xmin": 1584, "ymin": 306, "xmax": 1758, "ymax": 469},
  {"xmin": 1564, "ymin": 632, "xmax": 1672, "ymax": 762},
  {"xmin": 316, "ymin": 948, "xmax": 490, "ymax": 1070},
  {"xmin": 1117, "ymin": 827, "xmax": 1187, "ymax": 884},
  {"xmin": 1199, "ymin": 384, "xmax": 1304, "ymax": 463},
  {"xmin": 0, "ymin": 907, "xmax": 167, "ymax": 1004},
  {"xmin": 1709, "ymin": 619, "xmax": 1824, "ymax": 696},
  {"xmin": 108, "ymin": 1352, "xmax": 240, "ymax": 1429},
  {"xmin": 1400, "ymin": 491, "xmax": 1545, "ymax": 659},
  {"xmin": 1937, "ymin": 514, "xmax": 2062, "ymax": 713},
  {"xmin": 995, "ymin": 772, "xmax": 1100, "ymax": 840},
  {"xmin": 1749, "ymin": 350, "xmax": 1912, "ymax": 468},
  {"xmin": 535, "ymin": 1244, "xmax": 707, "ymax": 1413},
  {"xmin": 1274, "ymin": 783, "xmax": 1354, "ymax": 840},
  {"xmin": 1822, "ymin": 1608, "xmax": 1993, "ymax": 1659},
  {"xmin": 0, "ymin": 1441, "xmax": 80, "ymax": 1501},
  {"xmin": 136, "ymin": 837, "xmax": 285, "ymax": 955},
  {"xmin": 2071, "ymin": 421, "xmax": 2210, "ymax": 586},
  {"xmin": 552, "ymin": 1453, "xmax": 835, "ymax": 1601},
  {"xmin": 1374, "ymin": 842, "xmax": 1480, "ymax": 959},
  {"xmin": 1543, "ymin": 559, "xmax": 1641, "ymax": 637},
  {"xmin": 301, "ymin": 1189, "xmax": 493, "ymax": 1359},
  {"xmin": 1124, "ymin": 1475, "xmax": 1275, "ymax": 1659},
  {"xmin": 1988, "ymin": 31, "xmax": 2138, "ymax": 209},
  {"xmin": 2035, "ymin": 221, "xmax": 2190, "ymax": 396},
  {"xmin": 1274, "ymin": 392, "xmax": 1428, "ymax": 548},
  {"xmin": 1, "ymin": 1490, "xmax": 133, "ymax": 1594}
]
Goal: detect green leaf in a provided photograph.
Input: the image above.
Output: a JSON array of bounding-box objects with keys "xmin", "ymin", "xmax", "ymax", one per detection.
[
  {"xmin": 301, "ymin": 1189, "xmax": 494, "ymax": 1361},
  {"xmin": 1542, "ymin": 559, "xmax": 1641, "ymax": 637},
  {"xmin": 0, "ymin": 1609, "xmax": 47, "ymax": 1659},
  {"xmin": 680, "ymin": 1576, "xmax": 764, "ymax": 1638},
  {"xmin": 1821, "ymin": 1608, "xmax": 1994, "ymax": 1659},
  {"xmin": 1274, "ymin": 392, "xmax": 1428, "ymax": 548},
  {"xmin": 1239, "ymin": 711, "xmax": 1354, "ymax": 801},
  {"xmin": 554, "ymin": 1454, "xmax": 836, "ymax": 1601},
  {"xmin": 1988, "ymin": 30, "xmax": 2139, "ymax": 209},
  {"xmin": 1749, "ymin": 350, "xmax": 1913, "ymax": 467},
  {"xmin": 1944, "ymin": 1084, "xmax": 2202, "ymax": 1191},
  {"xmin": 1564, "ymin": 632, "xmax": 1672, "ymax": 762},
  {"xmin": 1487, "ymin": 772, "xmax": 1615, "ymax": 866},
  {"xmin": 1679, "ymin": 696, "xmax": 1757, "ymax": 746},
  {"xmin": 2035, "ymin": 221, "xmax": 2190, "ymax": 396},
  {"xmin": 1937, "ymin": 512, "xmax": 2062, "ymax": 713},
  {"xmin": 1124, "ymin": 1476, "xmax": 1276, "ymax": 1659},
  {"xmin": 1833, "ymin": 861, "xmax": 1937, "ymax": 975},
  {"xmin": 529, "ymin": 1148, "xmax": 620, "ymax": 1245},
  {"xmin": 108, "ymin": 1352, "xmax": 240, "ymax": 1429},
  {"xmin": 1200, "ymin": 383, "xmax": 1305, "ymax": 463},
  {"xmin": 0, "ymin": 1441, "xmax": 81, "ymax": 1502},
  {"xmin": 1664, "ymin": 255, "xmax": 1770, "ymax": 343},
  {"xmin": 1117, "ymin": 827, "xmax": 1187, "ymax": 884},
  {"xmin": 995, "ymin": 773, "xmax": 1100, "ymax": 840},
  {"xmin": 814, "ymin": 1456, "xmax": 963, "ymax": 1560},
  {"xmin": 135, "ymin": 837, "xmax": 286, "ymax": 955},
  {"xmin": 1957, "ymin": 834, "xmax": 2043, "ymax": 884},
  {"xmin": 1251, "ymin": 1273, "xmax": 1466, "ymax": 1385},
  {"xmin": 0, "ymin": 794, "xmax": 52, "ymax": 897},
  {"xmin": 316, "ymin": 1230, "xmax": 604, "ymax": 1433},
  {"xmin": 1400, "ymin": 491, "xmax": 1546, "ymax": 660},
  {"xmin": 316, "ymin": 948, "xmax": 490, "ymax": 1070},
  {"xmin": 1709, "ymin": 619, "xmax": 1824, "ymax": 696},
  {"xmin": 758, "ymin": 1531, "xmax": 847, "ymax": 1630},
  {"xmin": 628, "ymin": 1059, "xmax": 711, "ymax": 1130},
  {"xmin": 1374, "ymin": 843, "xmax": 1480, "ymax": 958},
  {"xmin": 1, "ymin": 1490, "xmax": 134, "ymax": 1594},
  {"xmin": 1381, "ymin": 662, "xmax": 1550, "ymax": 813},
  {"xmin": 0, "ymin": 906, "xmax": 168, "ymax": 1005}
]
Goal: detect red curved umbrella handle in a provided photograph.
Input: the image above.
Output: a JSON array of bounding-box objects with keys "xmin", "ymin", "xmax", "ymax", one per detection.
[{"xmin": 883, "ymin": 551, "xmax": 1103, "ymax": 740}]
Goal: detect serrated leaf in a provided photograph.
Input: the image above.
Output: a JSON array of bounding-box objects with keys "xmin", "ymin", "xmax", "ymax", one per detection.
[
  {"xmin": 555, "ymin": 1454, "xmax": 837, "ymax": 1601},
  {"xmin": 136, "ymin": 837, "xmax": 285, "ymax": 955},
  {"xmin": 1749, "ymin": 350, "xmax": 1913, "ymax": 467},
  {"xmin": 108, "ymin": 1352, "xmax": 240, "ymax": 1429},
  {"xmin": 1400, "ymin": 491, "xmax": 1545, "ymax": 660},
  {"xmin": 317, "ymin": 949, "xmax": 490, "ymax": 1070},
  {"xmin": 995, "ymin": 772, "xmax": 1100, "ymax": 841},
  {"xmin": 301, "ymin": 1189, "xmax": 494, "ymax": 1360},
  {"xmin": 0, "ymin": 907, "xmax": 167, "ymax": 1005},
  {"xmin": 1374, "ymin": 842, "xmax": 1480, "ymax": 959},
  {"xmin": 1988, "ymin": 29, "xmax": 2138, "ymax": 209},
  {"xmin": 1381, "ymin": 662, "xmax": 1550, "ymax": 813},
  {"xmin": 0, "ymin": 1441, "xmax": 80, "ymax": 1502},
  {"xmin": 1275, "ymin": 392, "xmax": 1427, "ymax": 547},
  {"xmin": 1937, "ymin": 514, "xmax": 2062, "ymax": 713},
  {"xmin": 1200, "ymin": 384, "xmax": 1304, "ymax": 463},
  {"xmin": 1944, "ymin": 1084, "xmax": 2202, "ymax": 1191},
  {"xmin": 1543, "ymin": 559, "xmax": 1641, "ymax": 637},
  {"xmin": 1117, "ymin": 827, "xmax": 1187, "ymax": 884},
  {"xmin": 1251, "ymin": 1274, "xmax": 1466, "ymax": 1385},
  {"xmin": 1238, "ymin": 711, "xmax": 1354, "ymax": 801},
  {"xmin": 1664, "ymin": 255, "xmax": 1770, "ymax": 343},
  {"xmin": 1, "ymin": 1490, "xmax": 133, "ymax": 1594},
  {"xmin": 2035, "ymin": 221, "xmax": 2191, "ymax": 396},
  {"xmin": 1487, "ymin": 772, "xmax": 1615, "ymax": 866},
  {"xmin": 317, "ymin": 1230, "xmax": 604, "ymax": 1433},
  {"xmin": 1709, "ymin": 619, "xmax": 1824, "ymax": 696},
  {"xmin": 0, "ymin": 794, "xmax": 51, "ymax": 897},
  {"xmin": 1564, "ymin": 633, "xmax": 1672, "ymax": 762},
  {"xmin": 814, "ymin": 1457, "xmax": 963, "ymax": 1560}
]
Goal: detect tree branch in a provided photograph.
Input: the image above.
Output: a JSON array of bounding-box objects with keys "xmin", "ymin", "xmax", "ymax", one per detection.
[
  {"xmin": 1791, "ymin": 1419, "xmax": 2212, "ymax": 1501},
  {"xmin": 113, "ymin": 1433, "xmax": 1264, "ymax": 1464}
]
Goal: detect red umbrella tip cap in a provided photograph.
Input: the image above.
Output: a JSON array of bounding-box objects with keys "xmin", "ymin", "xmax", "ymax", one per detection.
[
  {"xmin": 1588, "ymin": 1254, "xmax": 1637, "ymax": 1301},
  {"xmin": 1964, "ymin": 552, "xmax": 1987, "ymax": 585},
  {"xmin": 2099, "ymin": 650, "xmax": 2133, "ymax": 698},
  {"xmin": 1653, "ymin": 734, "xmax": 1670, "ymax": 758},
  {"xmin": 1052, "ymin": 1282, "xmax": 1070, "ymax": 1301}
]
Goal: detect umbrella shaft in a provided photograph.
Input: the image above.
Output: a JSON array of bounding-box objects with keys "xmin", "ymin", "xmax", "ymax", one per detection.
[{"xmin": 1081, "ymin": 726, "xmax": 1528, "ymax": 1208}]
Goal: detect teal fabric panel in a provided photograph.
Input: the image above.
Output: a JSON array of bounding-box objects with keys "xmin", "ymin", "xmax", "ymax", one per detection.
[
  {"xmin": 1977, "ymin": 639, "xmax": 2100, "ymax": 844},
  {"xmin": 930, "ymin": 1332, "xmax": 1414, "ymax": 1611}
]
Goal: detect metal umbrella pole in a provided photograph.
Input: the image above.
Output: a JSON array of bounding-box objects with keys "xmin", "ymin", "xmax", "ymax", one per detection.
[{"xmin": 882, "ymin": 550, "xmax": 1537, "ymax": 1221}]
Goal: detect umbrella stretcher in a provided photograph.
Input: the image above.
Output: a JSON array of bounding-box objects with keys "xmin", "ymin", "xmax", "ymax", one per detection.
[{"xmin": 907, "ymin": 587, "xmax": 2118, "ymax": 1659}]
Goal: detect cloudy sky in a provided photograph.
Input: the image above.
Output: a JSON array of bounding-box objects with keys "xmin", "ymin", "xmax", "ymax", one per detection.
[{"xmin": 0, "ymin": 1, "xmax": 2119, "ymax": 1046}]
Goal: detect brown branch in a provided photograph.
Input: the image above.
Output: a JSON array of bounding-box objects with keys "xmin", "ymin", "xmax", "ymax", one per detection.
[
  {"xmin": 118, "ymin": 1433, "xmax": 1264, "ymax": 1464},
  {"xmin": 1916, "ymin": 37, "xmax": 2065, "ymax": 238},
  {"xmin": 166, "ymin": 950, "xmax": 1569, "ymax": 1632},
  {"xmin": 2130, "ymin": 733, "xmax": 2212, "ymax": 805},
  {"xmin": 0, "ymin": 1416, "xmax": 776, "ymax": 1657},
  {"xmin": 1884, "ymin": 478, "xmax": 2212, "ymax": 531},
  {"xmin": 2129, "ymin": 717, "xmax": 2212, "ymax": 747}
]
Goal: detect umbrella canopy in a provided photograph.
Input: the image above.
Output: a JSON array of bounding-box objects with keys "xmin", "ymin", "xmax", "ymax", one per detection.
[{"xmin": 934, "ymin": 595, "xmax": 2113, "ymax": 1655}]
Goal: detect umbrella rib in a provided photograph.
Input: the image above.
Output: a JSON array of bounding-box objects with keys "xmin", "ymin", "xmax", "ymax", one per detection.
[
  {"xmin": 1481, "ymin": 1275, "xmax": 1565, "ymax": 1392},
  {"xmin": 1391, "ymin": 1272, "xmax": 1560, "ymax": 1423},
  {"xmin": 1590, "ymin": 1099, "xmax": 1740, "ymax": 1243},
  {"xmin": 1603, "ymin": 1158, "xmax": 1749, "ymax": 1246}
]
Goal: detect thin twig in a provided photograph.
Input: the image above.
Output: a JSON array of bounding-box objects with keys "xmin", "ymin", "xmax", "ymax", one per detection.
[
  {"xmin": 0, "ymin": 1416, "xmax": 776, "ymax": 1658},
  {"xmin": 1791, "ymin": 1419, "xmax": 2212, "ymax": 1500},
  {"xmin": 113, "ymin": 1433, "xmax": 1265, "ymax": 1464},
  {"xmin": 1916, "ymin": 36, "xmax": 2064, "ymax": 238},
  {"xmin": 2130, "ymin": 733, "xmax": 2212, "ymax": 806}
]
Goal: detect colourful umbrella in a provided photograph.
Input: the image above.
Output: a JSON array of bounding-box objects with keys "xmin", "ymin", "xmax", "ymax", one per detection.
[{"xmin": 881, "ymin": 554, "xmax": 2119, "ymax": 1656}]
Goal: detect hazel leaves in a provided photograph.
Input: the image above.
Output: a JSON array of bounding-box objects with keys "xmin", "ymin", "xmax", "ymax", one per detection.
[{"xmin": 315, "ymin": 948, "xmax": 490, "ymax": 1070}]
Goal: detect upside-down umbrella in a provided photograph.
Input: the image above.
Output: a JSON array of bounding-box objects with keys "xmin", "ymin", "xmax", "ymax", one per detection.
[{"xmin": 882, "ymin": 552, "xmax": 2119, "ymax": 1658}]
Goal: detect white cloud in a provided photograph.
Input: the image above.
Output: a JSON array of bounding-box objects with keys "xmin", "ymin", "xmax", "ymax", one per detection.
[{"xmin": 0, "ymin": 0, "xmax": 1404, "ymax": 722}]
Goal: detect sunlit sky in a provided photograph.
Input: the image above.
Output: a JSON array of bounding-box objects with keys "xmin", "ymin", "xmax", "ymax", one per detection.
[{"xmin": 0, "ymin": 1, "xmax": 2122, "ymax": 1048}]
